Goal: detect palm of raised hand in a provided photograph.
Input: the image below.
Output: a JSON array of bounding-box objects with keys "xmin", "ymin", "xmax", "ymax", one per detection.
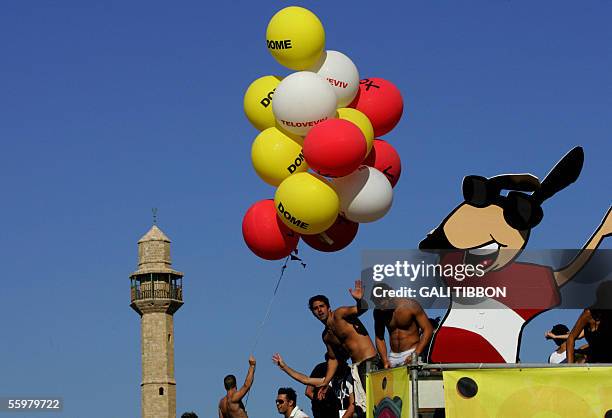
[{"xmin": 349, "ymin": 280, "xmax": 363, "ymax": 300}]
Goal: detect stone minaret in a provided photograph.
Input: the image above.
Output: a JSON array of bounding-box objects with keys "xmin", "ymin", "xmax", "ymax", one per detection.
[{"xmin": 130, "ymin": 224, "xmax": 183, "ymax": 418}]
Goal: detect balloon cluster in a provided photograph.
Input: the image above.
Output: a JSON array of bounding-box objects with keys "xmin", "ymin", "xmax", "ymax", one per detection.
[{"xmin": 242, "ymin": 6, "xmax": 404, "ymax": 260}]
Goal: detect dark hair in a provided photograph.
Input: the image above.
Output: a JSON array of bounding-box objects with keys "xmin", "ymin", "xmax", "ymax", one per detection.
[
  {"xmin": 551, "ymin": 324, "xmax": 569, "ymax": 346},
  {"xmin": 370, "ymin": 282, "xmax": 393, "ymax": 306},
  {"xmin": 588, "ymin": 281, "xmax": 612, "ymax": 326},
  {"xmin": 309, "ymin": 295, "xmax": 330, "ymax": 310},
  {"xmin": 224, "ymin": 374, "xmax": 237, "ymax": 390},
  {"xmin": 278, "ymin": 387, "xmax": 297, "ymax": 404},
  {"xmin": 181, "ymin": 413, "xmax": 198, "ymax": 418}
]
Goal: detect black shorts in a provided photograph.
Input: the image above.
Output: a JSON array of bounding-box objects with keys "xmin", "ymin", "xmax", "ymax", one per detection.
[{"xmin": 356, "ymin": 355, "xmax": 382, "ymax": 391}]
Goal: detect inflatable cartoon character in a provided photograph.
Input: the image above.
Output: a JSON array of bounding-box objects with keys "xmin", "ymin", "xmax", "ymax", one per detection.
[{"xmin": 419, "ymin": 147, "xmax": 612, "ymax": 362}]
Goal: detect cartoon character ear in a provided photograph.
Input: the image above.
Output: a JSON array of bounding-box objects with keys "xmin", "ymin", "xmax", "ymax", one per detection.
[
  {"xmin": 532, "ymin": 146, "xmax": 584, "ymax": 203},
  {"xmin": 489, "ymin": 174, "xmax": 540, "ymax": 192}
]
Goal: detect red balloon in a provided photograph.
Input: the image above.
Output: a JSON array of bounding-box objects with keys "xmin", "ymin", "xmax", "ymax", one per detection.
[
  {"xmin": 363, "ymin": 139, "xmax": 402, "ymax": 187},
  {"xmin": 349, "ymin": 78, "xmax": 403, "ymax": 137},
  {"xmin": 302, "ymin": 216, "xmax": 359, "ymax": 252},
  {"xmin": 303, "ymin": 119, "xmax": 366, "ymax": 178},
  {"xmin": 242, "ymin": 199, "xmax": 299, "ymax": 260}
]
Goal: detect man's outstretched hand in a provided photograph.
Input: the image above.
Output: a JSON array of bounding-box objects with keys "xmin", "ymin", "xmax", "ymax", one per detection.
[
  {"xmin": 249, "ymin": 355, "xmax": 256, "ymax": 367},
  {"xmin": 349, "ymin": 279, "xmax": 363, "ymax": 300},
  {"xmin": 272, "ymin": 353, "xmax": 286, "ymax": 370}
]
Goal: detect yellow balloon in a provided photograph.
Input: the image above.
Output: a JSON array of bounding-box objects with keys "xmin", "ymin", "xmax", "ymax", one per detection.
[
  {"xmin": 266, "ymin": 6, "xmax": 325, "ymax": 70},
  {"xmin": 251, "ymin": 128, "xmax": 307, "ymax": 186},
  {"xmin": 244, "ymin": 75, "xmax": 283, "ymax": 131},
  {"xmin": 274, "ymin": 172, "xmax": 339, "ymax": 235},
  {"xmin": 337, "ymin": 107, "xmax": 374, "ymax": 155}
]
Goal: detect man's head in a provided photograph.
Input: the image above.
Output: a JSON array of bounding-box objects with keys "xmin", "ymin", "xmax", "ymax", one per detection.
[
  {"xmin": 309, "ymin": 295, "xmax": 331, "ymax": 322},
  {"xmin": 370, "ymin": 282, "xmax": 393, "ymax": 310},
  {"xmin": 223, "ymin": 374, "xmax": 237, "ymax": 390},
  {"xmin": 551, "ymin": 324, "xmax": 569, "ymax": 347},
  {"xmin": 181, "ymin": 413, "xmax": 198, "ymax": 418},
  {"xmin": 276, "ymin": 387, "xmax": 297, "ymax": 415}
]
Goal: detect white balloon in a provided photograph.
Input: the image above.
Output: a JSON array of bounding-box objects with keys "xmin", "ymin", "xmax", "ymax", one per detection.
[
  {"xmin": 309, "ymin": 50, "xmax": 360, "ymax": 107},
  {"xmin": 332, "ymin": 166, "xmax": 393, "ymax": 223},
  {"xmin": 272, "ymin": 71, "xmax": 337, "ymax": 136}
]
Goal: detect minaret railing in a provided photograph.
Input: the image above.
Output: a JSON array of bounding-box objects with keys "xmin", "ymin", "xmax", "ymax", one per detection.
[{"xmin": 130, "ymin": 274, "xmax": 183, "ymax": 302}]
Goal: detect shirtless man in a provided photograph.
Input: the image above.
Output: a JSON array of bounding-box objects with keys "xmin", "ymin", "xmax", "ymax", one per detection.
[
  {"xmin": 218, "ymin": 355, "xmax": 256, "ymax": 418},
  {"xmin": 373, "ymin": 294, "xmax": 433, "ymax": 368},
  {"xmin": 308, "ymin": 280, "xmax": 380, "ymax": 414}
]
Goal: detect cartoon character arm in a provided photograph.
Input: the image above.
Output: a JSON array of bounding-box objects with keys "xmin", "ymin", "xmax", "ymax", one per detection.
[{"xmin": 554, "ymin": 207, "xmax": 612, "ymax": 287}]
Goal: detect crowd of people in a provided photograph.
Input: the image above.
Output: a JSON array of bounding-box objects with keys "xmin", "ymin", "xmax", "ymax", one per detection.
[
  {"xmin": 546, "ymin": 309, "xmax": 612, "ymax": 364},
  {"xmin": 213, "ymin": 280, "xmax": 433, "ymax": 418},
  {"xmin": 179, "ymin": 278, "xmax": 612, "ymax": 418},
  {"xmin": 545, "ymin": 281, "xmax": 612, "ymax": 364}
]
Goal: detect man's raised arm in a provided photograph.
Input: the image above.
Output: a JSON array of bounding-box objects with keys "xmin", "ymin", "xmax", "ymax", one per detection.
[
  {"xmin": 336, "ymin": 280, "xmax": 368, "ymax": 318},
  {"xmin": 231, "ymin": 355, "xmax": 256, "ymax": 401},
  {"xmin": 272, "ymin": 353, "xmax": 329, "ymax": 387}
]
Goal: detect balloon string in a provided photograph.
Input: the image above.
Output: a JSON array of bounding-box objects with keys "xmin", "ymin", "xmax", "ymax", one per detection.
[
  {"xmin": 245, "ymin": 255, "xmax": 291, "ymax": 407},
  {"xmin": 251, "ymin": 255, "xmax": 290, "ymax": 352}
]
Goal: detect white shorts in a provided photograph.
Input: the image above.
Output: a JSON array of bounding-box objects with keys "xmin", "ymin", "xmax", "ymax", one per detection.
[{"xmin": 388, "ymin": 348, "xmax": 416, "ymax": 367}]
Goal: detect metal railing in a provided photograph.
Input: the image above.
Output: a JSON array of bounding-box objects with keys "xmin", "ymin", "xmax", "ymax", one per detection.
[
  {"xmin": 131, "ymin": 287, "xmax": 183, "ymax": 302},
  {"xmin": 396, "ymin": 359, "xmax": 612, "ymax": 417},
  {"xmin": 130, "ymin": 273, "xmax": 183, "ymax": 302}
]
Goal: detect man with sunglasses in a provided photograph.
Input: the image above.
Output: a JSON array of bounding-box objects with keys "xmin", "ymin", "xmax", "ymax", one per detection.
[
  {"xmin": 275, "ymin": 387, "xmax": 309, "ymax": 418},
  {"xmin": 271, "ymin": 353, "xmax": 355, "ymax": 418}
]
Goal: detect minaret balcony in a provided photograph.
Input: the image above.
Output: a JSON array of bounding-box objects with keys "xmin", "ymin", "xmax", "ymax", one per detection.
[{"xmin": 130, "ymin": 273, "xmax": 183, "ymax": 303}]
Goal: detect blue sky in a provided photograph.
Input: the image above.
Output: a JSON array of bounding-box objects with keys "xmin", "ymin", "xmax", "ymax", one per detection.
[{"xmin": 1, "ymin": 1, "xmax": 610, "ymax": 417}]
